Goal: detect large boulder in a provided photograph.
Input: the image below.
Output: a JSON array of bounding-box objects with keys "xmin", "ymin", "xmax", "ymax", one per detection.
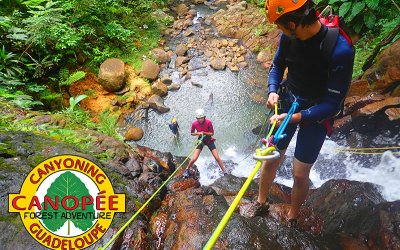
[
  {"xmin": 140, "ymin": 59, "xmax": 160, "ymax": 81},
  {"xmin": 124, "ymin": 127, "xmax": 144, "ymax": 141},
  {"xmin": 147, "ymin": 95, "xmax": 170, "ymax": 113},
  {"xmin": 335, "ymin": 40, "xmax": 400, "ymax": 133},
  {"xmin": 363, "ymin": 39, "xmax": 400, "ymax": 94},
  {"xmin": 98, "ymin": 58, "xmax": 126, "ymax": 92},
  {"xmin": 174, "ymin": 4, "xmax": 189, "ymax": 17},
  {"xmin": 305, "ymin": 179, "xmax": 400, "ymax": 249}
]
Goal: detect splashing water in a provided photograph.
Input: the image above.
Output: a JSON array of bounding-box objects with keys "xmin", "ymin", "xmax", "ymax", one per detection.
[{"xmin": 345, "ymin": 151, "xmax": 400, "ymax": 201}]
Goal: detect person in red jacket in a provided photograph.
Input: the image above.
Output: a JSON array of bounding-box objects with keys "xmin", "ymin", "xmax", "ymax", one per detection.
[{"xmin": 183, "ymin": 109, "xmax": 226, "ymax": 178}]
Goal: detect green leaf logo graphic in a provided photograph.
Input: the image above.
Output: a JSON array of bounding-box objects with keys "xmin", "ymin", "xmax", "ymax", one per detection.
[{"xmin": 40, "ymin": 171, "xmax": 95, "ymax": 235}]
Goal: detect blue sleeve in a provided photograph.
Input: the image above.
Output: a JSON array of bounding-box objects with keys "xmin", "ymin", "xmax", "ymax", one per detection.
[
  {"xmin": 268, "ymin": 34, "xmax": 287, "ymax": 94},
  {"xmin": 300, "ymin": 35, "xmax": 354, "ymax": 121}
]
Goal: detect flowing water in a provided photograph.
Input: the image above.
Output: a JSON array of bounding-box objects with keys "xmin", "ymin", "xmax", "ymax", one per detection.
[{"xmin": 128, "ymin": 4, "xmax": 400, "ymax": 202}]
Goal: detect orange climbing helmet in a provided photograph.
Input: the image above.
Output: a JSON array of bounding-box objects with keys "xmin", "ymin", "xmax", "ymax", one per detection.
[{"xmin": 265, "ymin": 0, "xmax": 309, "ymax": 23}]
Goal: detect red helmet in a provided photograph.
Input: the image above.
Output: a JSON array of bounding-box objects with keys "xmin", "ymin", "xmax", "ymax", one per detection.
[{"xmin": 265, "ymin": 0, "xmax": 308, "ymax": 23}]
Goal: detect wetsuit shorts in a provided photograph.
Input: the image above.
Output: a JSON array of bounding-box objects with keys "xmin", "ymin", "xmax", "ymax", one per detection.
[
  {"xmin": 196, "ymin": 141, "xmax": 216, "ymax": 151},
  {"xmin": 276, "ymin": 95, "xmax": 327, "ymax": 164}
]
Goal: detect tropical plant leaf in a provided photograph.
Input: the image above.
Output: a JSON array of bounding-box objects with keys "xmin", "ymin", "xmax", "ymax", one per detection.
[
  {"xmin": 364, "ymin": 12, "xmax": 376, "ymax": 29},
  {"xmin": 40, "ymin": 171, "xmax": 95, "ymax": 234},
  {"xmin": 60, "ymin": 71, "xmax": 86, "ymax": 86},
  {"xmin": 353, "ymin": 21, "xmax": 363, "ymax": 34},
  {"xmin": 339, "ymin": 2, "xmax": 352, "ymax": 17},
  {"xmin": 351, "ymin": 2, "xmax": 365, "ymax": 17},
  {"xmin": 366, "ymin": 0, "xmax": 379, "ymax": 10}
]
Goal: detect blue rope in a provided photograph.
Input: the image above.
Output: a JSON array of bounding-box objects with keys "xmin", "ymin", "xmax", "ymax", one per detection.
[{"xmin": 273, "ymin": 100, "xmax": 299, "ymax": 145}]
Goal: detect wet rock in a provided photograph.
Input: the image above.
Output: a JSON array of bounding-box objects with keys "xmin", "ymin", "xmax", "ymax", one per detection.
[
  {"xmin": 33, "ymin": 114, "xmax": 66, "ymax": 128},
  {"xmin": 151, "ymin": 80, "xmax": 168, "ymax": 97},
  {"xmin": 183, "ymin": 18, "xmax": 192, "ymax": 29},
  {"xmin": 344, "ymin": 94, "xmax": 385, "ymax": 116},
  {"xmin": 183, "ymin": 28, "xmax": 194, "ymax": 37},
  {"xmin": 174, "ymin": 4, "xmax": 189, "ymax": 17},
  {"xmin": 191, "ymin": 81, "xmax": 203, "ymax": 88},
  {"xmin": 125, "ymin": 157, "xmax": 141, "ymax": 177},
  {"xmin": 305, "ymin": 179, "xmax": 400, "ymax": 248},
  {"xmin": 363, "ymin": 39, "xmax": 400, "ymax": 93},
  {"xmin": 191, "ymin": 0, "xmax": 205, "ymax": 4},
  {"xmin": 176, "ymin": 44, "xmax": 188, "ymax": 56},
  {"xmin": 140, "ymin": 59, "xmax": 160, "ymax": 81},
  {"xmin": 211, "ymin": 175, "xmax": 258, "ymax": 197},
  {"xmin": 187, "ymin": 9, "xmax": 197, "ymax": 17},
  {"xmin": 151, "ymin": 48, "xmax": 171, "ymax": 64},
  {"xmin": 353, "ymin": 97, "xmax": 400, "ymax": 117},
  {"xmin": 147, "ymin": 95, "xmax": 170, "ymax": 113},
  {"xmin": 167, "ymin": 83, "xmax": 181, "ymax": 91},
  {"xmin": 386, "ymin": 107, "xmax": 400, "ymax": 121},
  {"xmin": 210, "ymin": 58, "xmax": 226, "ymax": 70},
  {"xmin": 135, "ymin": 146, "xmax": 176, "ymax": 172},
  {"xmin": 160, "ymin": 74, "xmax": 172, "ymax": 85},
  {"xmin": 175, "ymin": 56, "xmax": 189, "ymax": 67},
  {"xmin": 347, "ymin": 79, "xmax": 374, "ymax": 97},
  {"xmin": 98, "ymin": 58, "xmax": 126, "ymax": 92},
  {"xmin": 124, "ymin": 127, "xmax": 144, "ymax": 141},
  {"xmin": 306, "ymin": 179, "xmax": 384, "ymax": 233}
]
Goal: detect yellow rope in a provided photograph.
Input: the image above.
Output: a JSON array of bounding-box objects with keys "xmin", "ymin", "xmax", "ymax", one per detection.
[
  {"xmin": 336, "ymin": 151, "xmax": 400, "ymax": 155},
  {"xmin": 335, "ymin": 146, "xmax": 400, "ymax": 151},
  {"xmin": 335, "ymin": 146, "xmax": 400, "ymax": 154}
]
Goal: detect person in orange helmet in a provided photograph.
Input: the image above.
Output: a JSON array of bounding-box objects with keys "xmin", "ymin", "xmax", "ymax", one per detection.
[{"xmin": 249, "ymin": 0, "xmax": 354, "ymax": 228}]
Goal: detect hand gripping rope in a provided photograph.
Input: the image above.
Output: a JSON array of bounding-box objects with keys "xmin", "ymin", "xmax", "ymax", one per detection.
[
  {"xmin": 98, "ymin": 136, "xmax": 205, "ymax": 250},
  {"xmin": 203, "ymin": 100, "xmax": 299, "ymax": 250}
]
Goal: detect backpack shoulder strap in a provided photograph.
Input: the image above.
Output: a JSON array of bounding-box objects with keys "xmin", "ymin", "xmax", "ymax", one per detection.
[
  {"xmin": 280, "ymin": 34, "xmax": 292, "ymax": 57},
  {"xmin": 321, "ymin": 27, "xmax": 339, "ymax": 64}
]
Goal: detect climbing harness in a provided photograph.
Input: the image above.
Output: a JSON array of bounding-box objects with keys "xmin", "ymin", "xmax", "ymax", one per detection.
[
  {"xmin": 98, "ymin": 136, "xmax": 204, "ymax": 250},
  {"xmin": 203, "ymin": 100, "xmax": 299, "ymax": 250}
]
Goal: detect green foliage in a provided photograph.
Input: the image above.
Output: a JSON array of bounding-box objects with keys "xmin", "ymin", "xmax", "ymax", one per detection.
[
  {"xmin": 105, "ymin": 21, "xmax": 134, "ymax": 44},
  {"xmin": 68, "ymin": 94, "xmax": 88, "ymax": 113},
  {"xmin": 315, "ymin": 0, "xmax": 398, "ymax": 34},
  {"xmin": 40, "ymin": 171, "xmax": 95, "ymax": 234},
  {"xmin": 99, "ymin": 111, "xmax": 123, "ymax": 140},
  {"xmin": 60, "ymin": 71, "xmax": 86, "ymax": 87},
  {"xmin": 23, "ymin": 1, "xmax": 65, "ymax": 48},
  {"xmin": 0, "ymin": 73, "xmax": 44, "ymax": 109},
  {"xmin": 353, "ymin": 16, "xmax": 400, "ymax": 77},
  {"xmin": 1, "ymin": 0, "xmax": 169, "ymax": 110},
  {"xmin": 0, "ymin": 46, "xmax": 23, "ymax": 76}
]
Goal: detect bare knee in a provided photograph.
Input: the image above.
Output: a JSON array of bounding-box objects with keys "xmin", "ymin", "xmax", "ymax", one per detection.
[{"xmin": 261, "ymin": 160, "xmax": 280, "ymax": 173}]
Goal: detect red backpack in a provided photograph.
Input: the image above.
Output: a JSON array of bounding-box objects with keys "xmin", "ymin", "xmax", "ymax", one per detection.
[{"xmin": 318, "ymin": 5, "xmax": 353, "ymax": 48}]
